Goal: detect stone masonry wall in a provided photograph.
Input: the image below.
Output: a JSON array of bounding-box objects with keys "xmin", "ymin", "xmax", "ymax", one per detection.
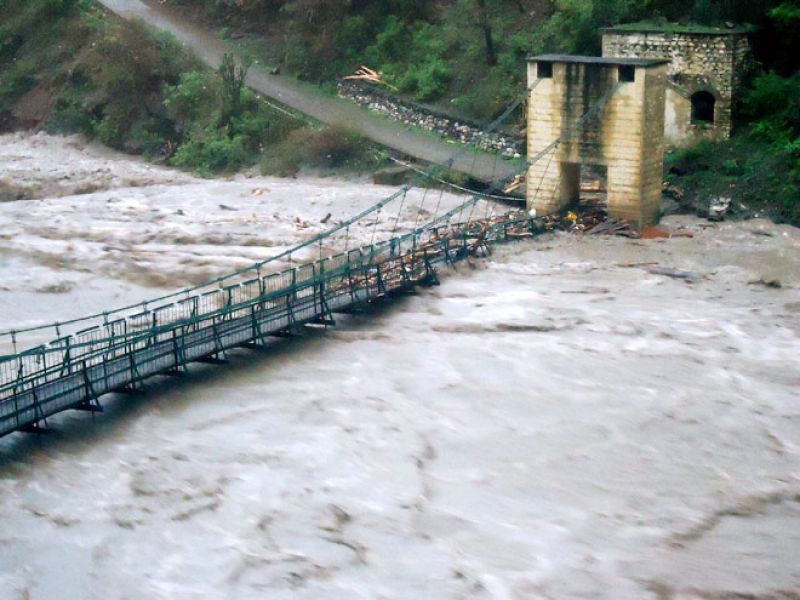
[
  {"xmin": 732, "ymin": 34, "xmax": 754, "ymax": 94},
  {"xmin": 338, "ymin": 81, "xmax": 523, "ymax": 158},
  {"xmin": 603, "ymin": 30, "xmax": 743, "ymax": 96},
  {"xmin": 602, "ymin": 29, "xmax": 751, "ymax": 145}
]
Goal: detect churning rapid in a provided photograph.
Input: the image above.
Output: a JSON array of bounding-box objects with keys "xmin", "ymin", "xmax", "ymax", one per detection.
[{"xmin": 1, "ymin": 133, "xmax": 799, "ymax": 599}]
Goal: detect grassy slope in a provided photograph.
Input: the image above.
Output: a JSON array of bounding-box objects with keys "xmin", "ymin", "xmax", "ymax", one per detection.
[
  {"xmin": 1, "ymin": 1, "xmax": 197, "ymax": 148},
  {"xmin": 0, "ymin": 0, "xmax": 381, "ymax": 176}
]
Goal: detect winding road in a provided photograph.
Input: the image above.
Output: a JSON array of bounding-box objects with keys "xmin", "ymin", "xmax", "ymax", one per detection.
[{"xmin": 97, "ymin": 0, "xmax": 524, "ymax": 183}]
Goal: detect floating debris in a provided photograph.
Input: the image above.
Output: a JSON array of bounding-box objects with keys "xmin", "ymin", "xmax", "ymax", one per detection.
[
  {"xmin": 641, "ymin": 226, "xmax": 670, "ymax": 240},
  {"xmin": 585, "ymin": 220, "xmax": 638, "ymax": 237},
  {"xmin": 647, "ymin": 266, "xmax": 702, "ymax": 282},
  {"xmin": 708, "ymin": 196, "xmax": 732, "ymax": 221},
  {"xmin": 749, "ymin": 278, "xmax": 783, "ymax": 289}
]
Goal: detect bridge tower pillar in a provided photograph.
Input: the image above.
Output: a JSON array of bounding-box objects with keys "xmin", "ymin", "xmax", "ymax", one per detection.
[{"xmin": 526, "ymin": 55, "xmax": 668, "ymax": 229}]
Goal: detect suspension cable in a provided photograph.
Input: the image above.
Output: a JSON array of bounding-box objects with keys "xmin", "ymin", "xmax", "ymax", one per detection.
[
  {"xmin": 391, "ymin": 190, "xmax": 407, "ymax": 236},
  {"xmin": 1, "ymin": 78, "xmax": 624, "ymax": 363}
]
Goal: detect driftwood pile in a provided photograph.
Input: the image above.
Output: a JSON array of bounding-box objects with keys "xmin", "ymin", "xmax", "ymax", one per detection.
[
  {"xmin": 585, "ymin": 221, "xmax": 639, "ymax": 237},
  {"xmin": 328, "ymin": 211, "xmax": 541, "ymax": 299},
  {"xmin": 327, "ymin": 203, "xmax": 704, "ymax": 303}
]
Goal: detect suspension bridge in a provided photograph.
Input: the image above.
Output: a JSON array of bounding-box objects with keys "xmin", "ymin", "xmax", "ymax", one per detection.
[{"xmin": 0, "ymin": 61, "xmax": 628, "ymax": 440}]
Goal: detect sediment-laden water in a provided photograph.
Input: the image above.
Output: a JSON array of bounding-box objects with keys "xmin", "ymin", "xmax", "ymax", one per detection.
[{"xmin": 1, "ymin": 133, "xmax": 798, "ymax": 599}]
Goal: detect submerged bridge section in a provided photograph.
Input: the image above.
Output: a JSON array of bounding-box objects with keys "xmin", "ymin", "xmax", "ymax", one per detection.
[
  {"xmin": 0, "ymin": 210, "xmax": 542, "ymax": 438},
  {"xmin": 0, "ymin": 71, "xmax": 544, "ymax": 441},
  {"xmin": 0, "ymin": 53, "xmax": 648, "ymax": 441}
]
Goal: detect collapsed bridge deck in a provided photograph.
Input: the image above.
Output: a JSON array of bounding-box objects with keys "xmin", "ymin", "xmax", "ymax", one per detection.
[{"xmin": 0, "ymin": 213, "xmax": 543, "ymax": 438}]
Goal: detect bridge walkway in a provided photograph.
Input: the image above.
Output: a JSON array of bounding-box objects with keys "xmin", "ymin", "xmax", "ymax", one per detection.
[
  {"xmin": 0, "ymin": 213, "xmax": 543, "ymax": 438},
  {"xmin": 0, "ymin": 52, "xmax": 624, "ymax": 441}
]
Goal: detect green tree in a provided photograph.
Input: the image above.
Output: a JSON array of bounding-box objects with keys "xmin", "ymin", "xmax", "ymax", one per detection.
[
  {"xmin": 219, "ymin": 52, "xmax": 252, "ymax": 132},
  {"xmin": 164, "ymin": 70, "xmax": 220, "ymax": 137}
]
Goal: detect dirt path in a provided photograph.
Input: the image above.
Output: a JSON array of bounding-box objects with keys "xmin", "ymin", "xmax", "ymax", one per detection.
[{"xmin": 96, "ymin": 0, "xmax": 524, "ymax": 184}]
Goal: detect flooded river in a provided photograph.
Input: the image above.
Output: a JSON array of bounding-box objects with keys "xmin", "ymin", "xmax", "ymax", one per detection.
[{"xmin": 1, "ymin": 133, "xmax": 799, "ymax": 599}]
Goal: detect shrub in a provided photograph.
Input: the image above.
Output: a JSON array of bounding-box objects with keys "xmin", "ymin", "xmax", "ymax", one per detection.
[
  {"xmin": 304, "ymin": 127, "xmax": 366, "ymax": 167},
  {"xmin": 261, "ymin": 126, "xmax": 378, "ymax": 176},
  {"xmin": 171, "ymin": 129, "xmax": 249, "ymax": 174},
  {"xmin": 402, "ymin": 58, "xmax": 451, "ymax": 101},
  {"xmin": 164, "ymin": 70, "xmax": 221, "ymax": 134},
  {"xmin": 722, "ymin": 158, "xmax": 743, "ymax": 176},
  {"xmin": 47, "ymin": 101, "xmax": 94, "ymax": 134},
  {"xmin": 743, "ymin": 72, "xmax": 800, "ymax": 143},
  {"xmin": 42, "ymin": 0, "xmax": 79, "ymax": 17},
  {"xmin": 365, "ymin": 20, "xmax": 451, "ymax": 101},
  {"xmin": 0, "ymin": 27, "xmax": 24, "ymax": 63},
  {"xmin": 367, "ymin": 16, "xmax": 410, "ymax": 65},
  {"xmin": 666, "ymin": 133, "xmax": 800, "ymax": 226},
  {"xmin": 0, "ymin": 66, "xmax": 36, "ymax": 101},
  {"xmin": 281, "ymin": 32, "xmax": 315, "ymax": 80},
  {"xmin": 260, "ymin": 136, "xmax": 305, "ymax": 176},
  {"xmin": 452, "ymin": 68, "xmax": 519, "ymax": 119},
  {"xmin": 219, "ymin": 52, "xmax": 251, "ymax": 131}
]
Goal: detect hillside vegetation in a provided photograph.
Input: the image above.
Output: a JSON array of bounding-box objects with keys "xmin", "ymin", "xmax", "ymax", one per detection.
[
  {"xmin": 0, "ymin": 0, "xmax": 377, "ymax": 175},
  {"xmin": 166, "ymin": 0, "xmax": 799, "ymax": 224},
  {"xmin": 1, "ymin": 0, "xmax": 798, "ymax": 224},
  {"xmin": 166, "ymin": 0, "xmax": 797, "ymax": 117}
]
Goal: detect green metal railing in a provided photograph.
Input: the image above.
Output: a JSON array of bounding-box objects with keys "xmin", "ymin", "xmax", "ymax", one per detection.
[
  {"xmin": 0, "ymin": 207, "xmax": 543, "ymax": 437},
  {"xmin": 0, "ymin": 80, "xmax": 546, "ymax": 365},
  {"xmin": 0, "ymin": 75, "xmax": 623, "ymax": 439}
]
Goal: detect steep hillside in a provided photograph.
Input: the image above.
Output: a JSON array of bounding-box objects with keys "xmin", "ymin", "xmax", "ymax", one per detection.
[
  {"xmin": 1, "ymin": 0, "xmax": 797, "ymax": 223},
  {"xmin": 162, "ymin": 0, "xmax": 800, "ymax": 224},
  {"xmin": 0, "ymin": 0, "xmax": 377, "ymax": 175},
  {"xmin": 164, "ymin": 0, "xmax": 797, "ymax": 119}
]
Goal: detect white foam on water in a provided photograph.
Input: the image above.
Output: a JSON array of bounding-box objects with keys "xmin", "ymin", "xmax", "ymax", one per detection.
[{"xmin": 0, "ymin": 133, "xmax": 799, "ymax": 599}]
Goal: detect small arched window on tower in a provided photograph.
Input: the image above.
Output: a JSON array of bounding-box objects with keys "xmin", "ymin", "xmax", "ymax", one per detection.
[{"xmin": 691, "ymin": 91, "xmax": 716, "ymax": 125}]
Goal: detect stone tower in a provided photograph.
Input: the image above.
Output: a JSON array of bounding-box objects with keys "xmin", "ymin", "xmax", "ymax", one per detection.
[
  {"xmin": 526, "ymin": 55, "xmax": 668, "ymax": 229},
  {"xmin": 602, "ymin": 25, "xmax": 752, "ymax": 147}
]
